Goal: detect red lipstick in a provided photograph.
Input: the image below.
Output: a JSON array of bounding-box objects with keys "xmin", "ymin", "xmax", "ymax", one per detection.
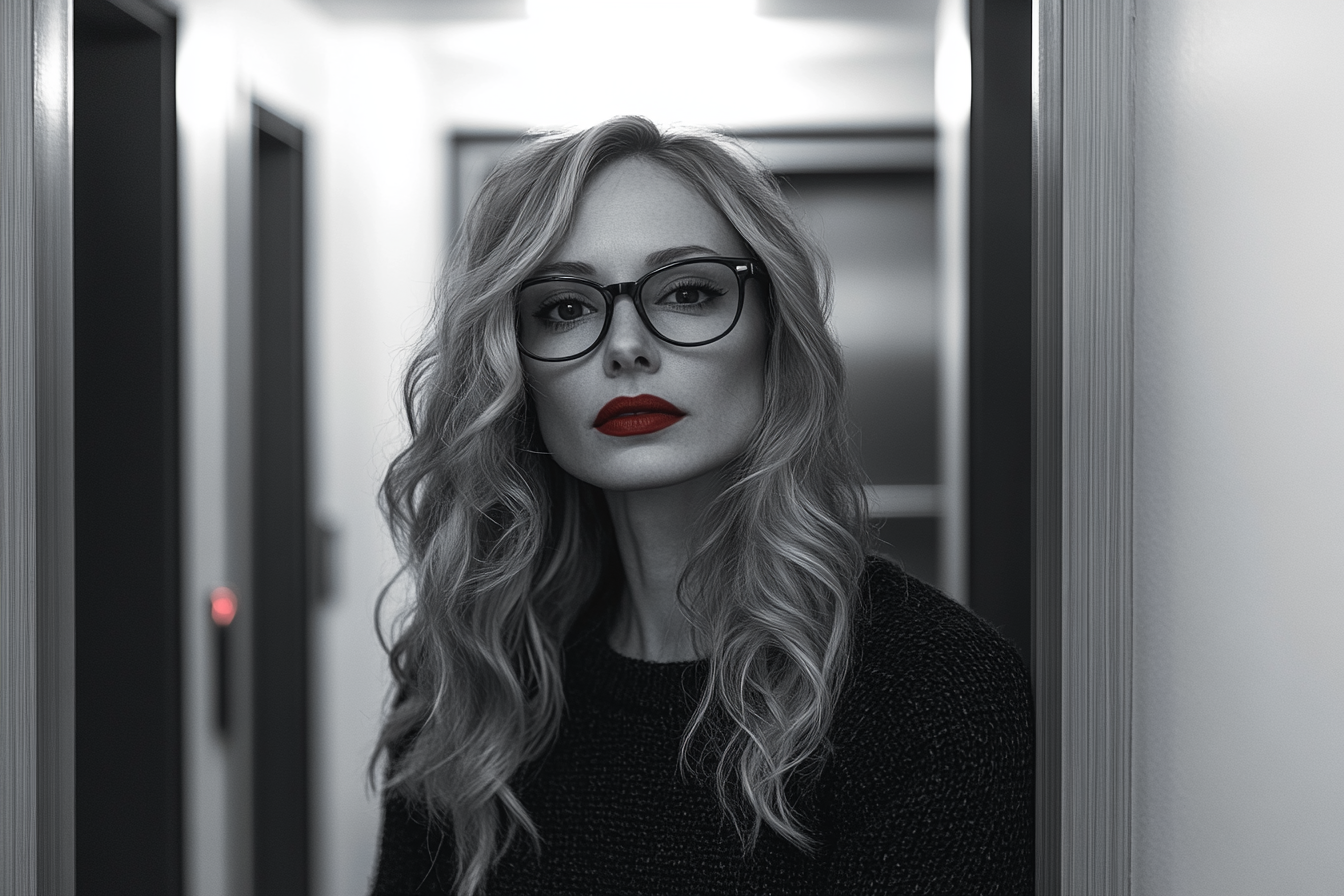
[{"xmin": 593, "ymin": 394, "xmax": 685, "ymax": 437}]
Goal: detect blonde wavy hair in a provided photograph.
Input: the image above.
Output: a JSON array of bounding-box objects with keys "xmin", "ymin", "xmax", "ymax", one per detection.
[{"xmin": 375, "ymin": 115, "xmax": 871, "ymax": 895}]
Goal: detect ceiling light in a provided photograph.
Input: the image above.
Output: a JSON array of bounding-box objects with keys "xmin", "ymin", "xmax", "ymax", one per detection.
[{"xmin": 528, "ymin": 0, "xmax": 754, "ymax": 24}]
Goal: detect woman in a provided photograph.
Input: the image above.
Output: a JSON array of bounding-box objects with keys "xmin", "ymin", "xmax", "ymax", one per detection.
[{"xmin": 371, "ymin": 116, "xmax": 1032, "ymax": 895}]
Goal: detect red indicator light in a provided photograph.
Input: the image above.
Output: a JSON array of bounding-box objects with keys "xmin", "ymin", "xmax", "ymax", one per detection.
[{"xmin": 210, "ymin": 587, "xmax": 237, "ymax": 627}]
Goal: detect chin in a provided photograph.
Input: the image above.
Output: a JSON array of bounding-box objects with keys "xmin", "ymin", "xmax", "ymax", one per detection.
[
  {"xmin": 559, "ymin": 452, "xmax": 730, "ymax": 495},
  {"xmin": 575, "ymin": 468, "xmax": 709, "ymax": 494}
]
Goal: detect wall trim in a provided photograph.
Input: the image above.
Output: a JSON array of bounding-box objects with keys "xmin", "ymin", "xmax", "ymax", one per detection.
[
  {"xmin": 2, "ymin": 0, "xmax": 75, "ymax": 892},
  {"xmin": 1031, "ymin": 0, "xmax": 1063, "ymax": 890},
  {"xmin": 1034, "ymin": 0, "xmax": 1134, "ymax": 893}
]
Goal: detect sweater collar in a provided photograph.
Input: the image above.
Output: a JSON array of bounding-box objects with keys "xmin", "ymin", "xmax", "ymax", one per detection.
[{"xmin": 565, "ymin": 620, "xmax": 709, "ymax": 713}]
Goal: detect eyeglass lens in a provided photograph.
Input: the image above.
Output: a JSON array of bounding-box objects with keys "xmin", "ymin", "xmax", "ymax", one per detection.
[{"xmin": 517, "ymin": 259, "xmax": 743, "ymax": 360}]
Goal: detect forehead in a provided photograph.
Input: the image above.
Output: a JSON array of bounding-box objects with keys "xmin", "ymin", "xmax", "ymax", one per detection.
[{"xmin": 544, "ymin": 157, "xmax": 747, "ymax": 268}]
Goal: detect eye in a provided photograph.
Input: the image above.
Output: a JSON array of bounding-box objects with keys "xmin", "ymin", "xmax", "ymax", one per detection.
[
  {"xmin": 545, "ymin": 299, "xmax": 592, "ymax": 321},
  {"xmin": 533, "ymin": 292, "xmax": 601, "ymax": 323},
  {"xmin": 654, "ymin": 279, "xmax": 726, "ymax": 307}
]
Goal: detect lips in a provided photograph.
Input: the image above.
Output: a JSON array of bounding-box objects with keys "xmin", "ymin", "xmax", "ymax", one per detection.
[{"xmin": 593, "ymin": 394, "xmax": 686, "ymax": 437}]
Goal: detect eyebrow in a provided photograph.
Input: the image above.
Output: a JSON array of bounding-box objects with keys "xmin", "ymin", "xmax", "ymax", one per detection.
[
  {"xmin": 644, "ymin": 245, "xmax": 721, "ymax": 267},
  {"xmin": 530, "ymin": 260, "xmax": 597, "ymax": 278},
  {"xmin": 530, "ymin": 245, "xmax": 722, "ymax": 280}
]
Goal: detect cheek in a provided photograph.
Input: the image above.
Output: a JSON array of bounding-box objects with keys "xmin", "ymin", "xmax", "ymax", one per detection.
[
  {"xmin": 525, "ymin": 371, "xmax": 589, "ymax": 462},
  {"xmin": 522, "ymin": 363, "xmax": 556, "ymax": 431},
  {"xmin": 737, "ymin": 365, "xmax": 767, "ymax": 437},
  {"xmin": 725, "ymin": 316, "xmax": 769, "ymax": 423},
  {"xmin": 526, "ymin": 380, "xmax": 564, "ymax": 439}
]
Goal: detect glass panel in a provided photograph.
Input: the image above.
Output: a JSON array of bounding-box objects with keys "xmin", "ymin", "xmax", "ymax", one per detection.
[
  {"xmin": 517, "ymin": 280, "xmax": 607, "ymax": 359},
  {"xmin": 779, "ymin": 171, "xmax": 938, "ymax": 486},
  {"xmin": 642, "ymin": 261, "xmax": 740, "ymax": 343}
]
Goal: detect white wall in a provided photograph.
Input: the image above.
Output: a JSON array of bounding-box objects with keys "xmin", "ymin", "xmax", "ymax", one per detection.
[
  {"xmin": 178, "ymin": 3, "xmax": 338, "ymax": 895},
  {"xmin": 312, "ymin": 22, "xmax": 443, "ymax": 896},
  {"xmin": 178, "ymin": 4, "xmax": 438, "ymax": 895},
  {"xmin": 1132, "ymin": 1, "xmax": 1344, "ymax": 892}
]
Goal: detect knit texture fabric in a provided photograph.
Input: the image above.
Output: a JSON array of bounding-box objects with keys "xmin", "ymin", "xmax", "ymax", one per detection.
[{"xmin": 370, "ymin": 557, "xmax": 1034, "ymax": 895}]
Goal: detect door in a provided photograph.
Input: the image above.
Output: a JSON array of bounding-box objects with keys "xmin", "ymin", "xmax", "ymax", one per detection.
[{"xmin": 72, "ymin": 0, "xmax": 181, "ymax": 891}]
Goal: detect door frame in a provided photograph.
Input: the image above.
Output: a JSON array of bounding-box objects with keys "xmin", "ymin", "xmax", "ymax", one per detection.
[
  {"xmin": 1032, "ymin": 0, "xmax": 1136, "ymax": 893},
  {"xmin": 249, "ymin": 101, "xmax": 310, "ymax": 896},
  {"xmin": 2, "ymin": 0, "xmax": 75, "ymax": 891},
  {"xmin": 3, "ymin": 0, "xmax": 1140, "ymax": 891}
]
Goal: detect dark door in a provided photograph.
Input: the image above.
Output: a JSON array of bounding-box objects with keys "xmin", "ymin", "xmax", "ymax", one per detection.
[{"xmin": 72, "ymin": 0, "xmax": 181, "ymax": 892}]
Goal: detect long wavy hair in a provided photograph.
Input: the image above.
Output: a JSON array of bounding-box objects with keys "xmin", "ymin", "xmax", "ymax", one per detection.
[{"xmin": 375, "ymin": 115, "xmax": 871, "ymax": 895}]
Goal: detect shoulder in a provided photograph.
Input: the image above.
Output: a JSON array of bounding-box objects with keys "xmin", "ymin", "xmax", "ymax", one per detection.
[
  {"xmin": 843, "ymin": 555, "xmax": 1032, "ymax": 728},
  {"xmin": 827, "ymin": 555, "xmax": 1034, "ymax": 792},
  {"xmin": 816, "ymin": 557, "xmax": 1034, "ymax": 892}
]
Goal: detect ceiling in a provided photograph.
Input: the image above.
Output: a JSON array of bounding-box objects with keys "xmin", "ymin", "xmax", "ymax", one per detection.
[{"xmin": 306, "ymin": 0, "xmax": 935, "ymax": 24}]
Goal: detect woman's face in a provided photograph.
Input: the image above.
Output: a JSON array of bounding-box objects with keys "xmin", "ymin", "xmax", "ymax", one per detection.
[{"xmin": 521, "ymin": 157, "xmax": 769, "ymax": 493}]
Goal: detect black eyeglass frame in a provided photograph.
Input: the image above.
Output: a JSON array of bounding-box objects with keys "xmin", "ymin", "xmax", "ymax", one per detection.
[{"xmin": 515, "ymin": 255, "xmax": 769, "ymax": 362}]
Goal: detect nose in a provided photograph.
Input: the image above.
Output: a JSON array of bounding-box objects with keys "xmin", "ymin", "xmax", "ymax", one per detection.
[{"xmin": 601, "ymin": 293, "xmax": 659, "ymax": 375}]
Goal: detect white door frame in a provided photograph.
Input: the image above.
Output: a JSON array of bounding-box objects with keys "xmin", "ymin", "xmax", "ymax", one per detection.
[
  {"xmin": 1, "ymin": 0, "xmax": 75, "ymax": 892},
  {"xmin": 1033, "ymin": 0, "xmax": 1136, "ymax": 893}
]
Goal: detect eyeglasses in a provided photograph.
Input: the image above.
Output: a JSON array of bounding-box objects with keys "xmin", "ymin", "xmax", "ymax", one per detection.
[{"xmin": 516, "ymin": 256, "xmax": 767, "ymax": 362}]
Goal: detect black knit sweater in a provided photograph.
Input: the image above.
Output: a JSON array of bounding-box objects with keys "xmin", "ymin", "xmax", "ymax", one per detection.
[{"xmin": 371, "ymin": 558, "xmax": 1033, "ymax": 895}]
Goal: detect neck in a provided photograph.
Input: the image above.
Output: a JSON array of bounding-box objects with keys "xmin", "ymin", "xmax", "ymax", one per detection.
[{"xmin": 603, "ymin": 469, "xmax": 723, "ymax": 662}]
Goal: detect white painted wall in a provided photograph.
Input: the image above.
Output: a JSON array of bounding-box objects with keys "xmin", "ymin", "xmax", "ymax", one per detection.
[
  {"xmin": 312, "ymin": 22, "xmax": 443, "ymax": 896},
  {"xmin": 178, "ymin": 3, "xmax": 439, "ymax": 894},
  {"xmin": 1132, "ymin": 1, "xmax": 1344, "ymax": 893},
  {"xmin": 178, "ymin": 4, "xmax": 338, "ymax": 895}
]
